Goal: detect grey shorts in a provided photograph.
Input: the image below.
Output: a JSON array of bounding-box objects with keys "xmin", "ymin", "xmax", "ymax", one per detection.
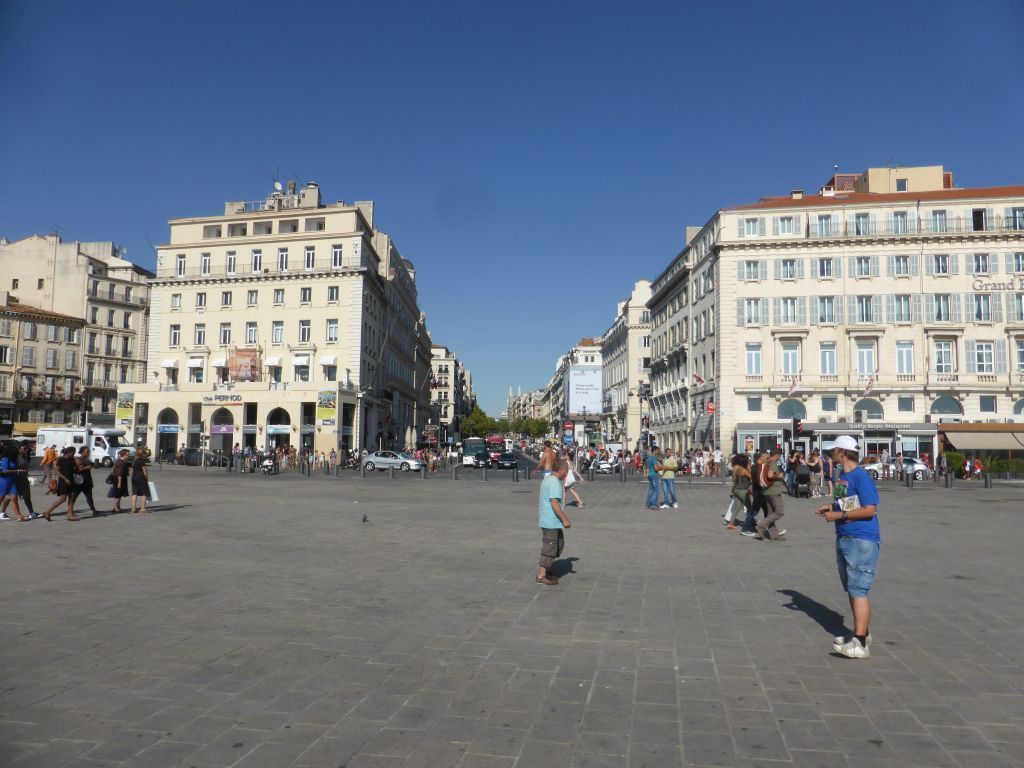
[{"xmin": 539, "ymin": 528, "xmax": 564, "ymax": 569}]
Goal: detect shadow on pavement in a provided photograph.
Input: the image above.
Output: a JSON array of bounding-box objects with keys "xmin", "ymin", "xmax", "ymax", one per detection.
[
  {"xmin": 551, "ymin": 556, "xmax": 579, "ymax": 578},
  {"xmin": 777, "ymin": 588, "xmax": 846, "ymax": 636}
]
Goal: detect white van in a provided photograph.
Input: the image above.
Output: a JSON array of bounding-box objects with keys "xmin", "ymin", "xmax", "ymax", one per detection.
[{"xmin": 35, "ymin": 427, "xmax": 134, "ymax": 467}]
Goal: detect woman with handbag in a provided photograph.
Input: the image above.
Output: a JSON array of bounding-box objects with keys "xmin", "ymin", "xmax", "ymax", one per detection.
[
  {"xmin": 130, "ymin": 449, "xmax": 151, "ymax": 513},
  {"xmin": 108, "ymin": 448, "xmax": 131, "ymax": 513},
  {"xmin": 0, "ymin": 443, "xmax": 29, "ymax": 521},
  {"xmin": 43, "ymin": 446, "xmax": 80, "ymax": 521},
  {"xmin": 724, "ymin": 454, "xmax": 751, "ymax": 529},
  {"xmin": 75, "ymin": 447, "xmax": 101, "ymax": 517}
]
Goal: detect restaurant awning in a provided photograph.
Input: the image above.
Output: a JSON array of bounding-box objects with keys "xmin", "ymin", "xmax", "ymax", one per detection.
[
  {"xmin": 265, "ymin": 356, "xmax": 281, "ymax": 366},
  {"xmin": 319, "ymin": 355, "xmax": 337, "ymax": 366},
  {"xmin": 211, "ymin": 357, "xmax": 227, "ymax": 367},
  {"xmin": 160, "ymin": 359, "xmax": 178, "ymax": 368},
  {"xmin": 944, "ymin": 432, "xmax": 1024, "ymax": 451},
  {"xmin": 292, "ymin": 355, "xmax": 310, "ymax": 366},
  {"xmin": 186, "ymin": 358, "xmax": 204, "ymax": 368}
]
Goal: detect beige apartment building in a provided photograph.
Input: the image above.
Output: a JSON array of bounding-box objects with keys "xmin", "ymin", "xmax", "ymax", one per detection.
[
  {"xmin": 0, "ymin": 292, "xmax": 87, "ymax": 433},
  {"xmin": 600, "ymin": 279, "xmax": 651, "ymax": 449},
  {"xmin": 429, "ymin": 344, "xmax": 474, "ymax": 445},
  {"xmin": 648, "ymin": 165, "xmax": 1024, "ymax": 459},
  {"xmin": 0, "ymin": 235, "xmax": 152, "ymax": 426},
  {"xmin": 542, "ymin": 337, "xmax": 602, "ymax": 445},
  {"xmin": 122, "ymin": 182, "xmax": 430, "ymax": 459}
]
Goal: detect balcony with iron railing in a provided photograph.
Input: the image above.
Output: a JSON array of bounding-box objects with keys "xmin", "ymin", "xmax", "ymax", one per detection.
[
  {"xmin": 89, "ymin": 289, "xmax": 148, "ymax": 307},
  {"xmin": 16, "ymin": 388, "xmax": 82, "ymax": 401},
  {"xmin": 805, "ymin": 215, "xmax": 1024, "ymax": 241},
  {"xmin": 84, "ymin": 379, "xmax": 119, "ymax": 390},
  {"xmin": 161, "ymin": 253, "xmax": 378, "ymax": 281}
]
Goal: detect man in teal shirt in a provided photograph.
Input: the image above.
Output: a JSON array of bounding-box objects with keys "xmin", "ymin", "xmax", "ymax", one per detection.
[
  {"xmin": 645, "ymin": 447, "xmax": 663, "ymax": 509},
  {"xmin": 537, "ymin": 459, "xmax": 571, "ymax": 585}
]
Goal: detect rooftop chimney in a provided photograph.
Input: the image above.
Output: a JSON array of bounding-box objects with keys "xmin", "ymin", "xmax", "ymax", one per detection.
[{"xmin": 790, "ymin": 189, "xmax": 804, "ymax": 200}]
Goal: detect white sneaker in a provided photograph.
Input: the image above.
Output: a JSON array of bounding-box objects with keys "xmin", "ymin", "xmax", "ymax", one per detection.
[
  {"xmin": 659, "ymin": 504, "xmax": 669, "ymax": 509},
  {"xmin": 833, "ymin": 633, "xmax": 872, "ymax": 647},
  {"xmin": 833, "ymin": 637, "xmax": 870, "ymax": 658},
  {"xmin": 671, "ymin": 503, "xmax": 678, "ymax": 508},
  {"xmin": 0, "ymin": 513, "xmax": 8, "ymax": 520}
]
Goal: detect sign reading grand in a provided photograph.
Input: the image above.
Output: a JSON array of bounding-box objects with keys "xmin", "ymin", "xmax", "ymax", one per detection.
[
  {"xmin": 228, "ymin": 349, "xmax": 262, "ymax": 382},
  {"xmin": 565, "ymin": 367, "xmax": 602, "ymax": 415},
  {"xmin": 972, "ymin": 277, "xmax": 1024, "ymax": 292}
]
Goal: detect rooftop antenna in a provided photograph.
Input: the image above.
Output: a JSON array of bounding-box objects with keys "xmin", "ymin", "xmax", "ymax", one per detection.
[{"xmin": 274, "ymin": 180, "xmax": 283, "ymax": 193}]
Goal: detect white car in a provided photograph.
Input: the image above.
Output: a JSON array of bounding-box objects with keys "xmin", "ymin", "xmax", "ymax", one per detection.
[
  {"xmin": 861, "ymin": 456, "xmax": 932, "ymax": 481},
  {"xmin": 361, "ymin": 451, "xmax": 423, "ymax": 472}
]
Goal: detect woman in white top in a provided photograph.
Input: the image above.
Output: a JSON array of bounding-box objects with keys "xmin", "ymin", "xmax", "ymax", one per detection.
[{"xmin": 563, "ymin": 455, "xmax": 585, "ymax": 508}]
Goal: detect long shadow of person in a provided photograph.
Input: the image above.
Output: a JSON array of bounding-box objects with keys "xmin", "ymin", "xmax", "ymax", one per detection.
[
  {"xmin": 777, "ymin": 589, "xmax": 847, "ymax": 636},
  {"xmin": 550, "ymin": 557, "xmax": 579, "ymax": 579}
]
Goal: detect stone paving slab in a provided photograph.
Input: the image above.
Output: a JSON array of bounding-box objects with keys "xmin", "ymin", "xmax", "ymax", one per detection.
[{"xmin": 0, "ymin": 465, "xmax": 1022, "ymax": 767}]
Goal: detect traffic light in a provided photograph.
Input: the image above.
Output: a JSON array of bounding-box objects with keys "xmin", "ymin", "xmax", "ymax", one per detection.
[{"xmin": 792, "ymin": 417, "xmax": 803, "ymax": 436}]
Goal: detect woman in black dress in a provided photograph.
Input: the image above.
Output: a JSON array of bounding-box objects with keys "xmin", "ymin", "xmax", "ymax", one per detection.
[
  {"xmin": 109, "ymin": 448, "xmax": 131, "ymax": 513},
  {"xmin": 44, "ymin": 446, "xmax": 80, "ymax": 521},
  {"xmin": 75, "ymin": 447, "xmax": 101, "ymax": 517},
  {"xmin": 130, "ymin": 449, "xmax": 150, "ymax": 513}
]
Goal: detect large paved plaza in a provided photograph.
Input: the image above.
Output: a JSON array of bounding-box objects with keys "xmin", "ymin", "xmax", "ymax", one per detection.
[{"xmin": 1, "ymin": 467, "xmax": 1022, "ymax": 768}]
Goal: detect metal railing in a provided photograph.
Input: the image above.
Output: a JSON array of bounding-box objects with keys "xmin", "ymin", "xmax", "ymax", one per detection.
[
  {"xmin": 89, "ymin": 290, "xmax": 148, "ymax": 306},
  {"xmin": 805, "ymin": 216, "xmax": 1024, "ymax": 240},
  {"xmin": 162, "ymin": 255, "xmax": 374, "ymax": 280}
]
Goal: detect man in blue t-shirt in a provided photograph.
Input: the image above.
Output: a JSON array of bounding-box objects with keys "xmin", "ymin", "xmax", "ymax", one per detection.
[
  {"xmin": 644, "ymin": 448, "xmax": 663, "ymax": 510},
  {"xmin": 816, "ymin": 435, "xmax": 880, "ymax": 659},
  {"xmin": 536, "ymin": 459, "xmax": 571, "ymax": 585}
]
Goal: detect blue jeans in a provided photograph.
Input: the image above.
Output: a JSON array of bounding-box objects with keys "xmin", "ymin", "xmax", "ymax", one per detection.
[
  {"xmin": 661, "ymin": 479, "xmax": 677, "ymax": 505},
  {"xmin": 645, "ymin": 476, "xmax": 660, "ymax": 508},
  {"xmin": 836, "ymin": 536, "xmax": 880, "ymax": 597}
]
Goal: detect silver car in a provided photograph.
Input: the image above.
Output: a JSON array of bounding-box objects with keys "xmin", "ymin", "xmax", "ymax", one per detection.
[
  {"xmin": 362, "ymin": 451, "xmax": 423, "ymax": 472},
  {"xmin": 861, "ymin": 456, "xmax": 932, "ymax": 481}
]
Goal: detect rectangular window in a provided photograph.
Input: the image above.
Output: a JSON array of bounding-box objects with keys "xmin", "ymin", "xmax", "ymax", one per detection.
[
  {"xmin": 194, "ymin": 324, "xmax": 206, "ymax": 346},
  {"xmin": 856, "ymin": 342, "xmax": 876, "ymax": 374},
  {"xmin": 294, "ymin": 365, "xmax": 310, "ymax": 382},
  {"xmin": 24, "ymin": 322, "xmax": 36, "ymax": 340},
  {"xmin": 245, "ymin": 322, "xmax": 257, "ymax": 345},
  {"xmin": 247, "ymin": 289, "xmax": 258, "ymax": 305},
  {"xmin": 821, "ymin": 396, "xmax": 838, "ymax": 412},
  {"xmin": 46, "ymin": 348, "xmax": 59, "ymax": 368},
  {"xmin": 332, "ymin": 244, "xmax": 343, "ymax": 268},
  {"xmin": 1010, "ymin": 208, "xmax": 1024, "ymax": 231},
  {"xmin": 744, "ymin": 299, "xmax": 762, "ymax": 325},
  {"xmin": 305, "ymin": 246, "xmax": 315, "ymax": 270},
  {"xmin": 745, "ymin": 343, "xmax": 761, "ymax": 376},
  {"xmin": 743, "ymin": 261, "xmax": 760, "ymax": 280},
  {"xmin": 195, "ymin": 292, "xmax": 206, "ymax": 308},
  {"xmin": 123, "ymin": 312, "xmax": 131, "ymax": 329},
  {"xmin": 64, "ymin": 350, "xmax": 77, "ymax": 370},
  {"xmin": 744, "ymin": 218, "xmax": 760, "ymax": 236},
  {"xmin": 781, "ymin": 297, "xmax": 797, "ymax": 323},
  {"xmin": 779, "ymin": 259, "xmax": 796, "ymax": 279},
  {"xmin": 934, "ymin": 294, "xmax": 951, "ymax": 321},
  {"xmin": 894, "ymin": 255, "xmax": 910, "ymax": 275},
  {"xmin": 816, "ymin": 215, "xmax": 832, "ymax": 237},
  {"xmin": 219, "ymin": 323, "xmax": 231, "ymax": 346},
  {"xmin": 854, "ymin": 212, "xmax": 870, "ymax": 235},
  {"xmin": 226, "ymin": 251, "xmax": 236, "ymax": 274},
  {"xmin": 892, "ymin": 211, "xmax": 908, "ymax": 234},
  {"xmin": 1014, "ymin": 294, "xmax": 1024, "ymax": 322},
  {"xmin": 176, "ymin": 254, "xmax": 186, "ymax": 276},
  {"xmin": 819, "ymin": 342, "xmax": 836, "ymax": 375},
  {"xmin": 200, "ymin": 252, "xmax": 211, "ymax": 275},
  {"xmin": 747, "ymin": 396, "xmax": 762, "ymax": 412},
  {"xmin": 221, "ymin": 291, "xmax": 232, "ymax": 307},
  {"xmin": 973, "ymin": 294, "xmax": 992, "ymax": 322},
  {"xmin": 934, "ymin": 340, "xmax": 953, "ymax": 373},
  {"xmin": 1016, "ymin": 340, "xmax": 1024, "ymax": 372},
  {"xmin": 278, "ymin": 248, "xmax": 289, "ymax": 272},
  {"xmin": 273, "ymin": 288, "xmax": 284, "ymax": 304},
  {"xmin": 251, "ymin": 250, "xmax": 262, "ymax": 273},
  {"xmin": 980, "ymin": 395, "xmax": 997, "ymax": 413},
  {"xmin": 932, "ymin": 210, "xmax": 947, "ymax": 233},
  {"xmin": 324, "ymin": 366, "xmax": 337, "ymax": 382},
  {"xmin": 169, "ymin": 325, "xmax": 180, "ymax": 347},
  {"xmin": 973, "ymin": 253, "xmax": 990, "ymax": 273},
  {"xmin": 327, "ymin": 286, "xmax": 339, "ymax": 302},
  {"xmin": 326, "ymin": 319, "xmax": 338, "ymax": 342},
  {"xmin": 47, "ymin": 324, "xmax": 59, "ymax": 342},
  {"xmin": 972, "ymin": 208, "xmax": 988, "ymax": 232},
  {"xmin": 896, "ymin": 341, "xmax": 914, "ymax": 374},
  {"xmin": 897, "ymin": 396, "xmax": 915, "ymax": 412},
  {"xmin": 933, "ymin": 254, "xmax": 949, "ymax": 275},
  {"xmin": 816, "ymin": 296, "xmax": 834, "ymax": 324},
  {"xmin": 299, "ymin": 320, "xmax": 311, "ymax": 343},
  {"xmin": 855, "ymin": 256, "xmax": 871, "ymax": 277},
  {"xmin": 22, "ymin": 347, "xmax": 35, "ymax": 367},
  {"xmin": 975, "ymin": 342, "xmax": 994, "ymax": 373},
  {"xmin": 781, "ymin": 342, "xmax": 799, "ymax": 375},
  {"xmin": 107, "ymin": 309, "xmax": 115, "ymax": 326},
  {"xmin": 817, "ymin": 258, "xmax": 833, "ymax": 278},
  {"xmin": 777, "ymin": 217, "xmax": 793, "ymax": 235},
  {"xmin": 856, "ymin": 296, "xmax": 872, "ymax": 322},
  {"xmin": 893, "ymin": 294, "xmax": 911, "ymax": 322},
  {"xmin": 896, "ymin": 178, "xmax": 908, "ymax": 192},
  {"xmin": 271, "ymin": 321, "xmax": 283, "ymax": 344},
  {"xmin": 1014, "ymin": 253, "xmax": 1024, "ymax": 273},
  {"xmin": 300, "ymin": 287, "xmax": 312, "ymax": 303}
]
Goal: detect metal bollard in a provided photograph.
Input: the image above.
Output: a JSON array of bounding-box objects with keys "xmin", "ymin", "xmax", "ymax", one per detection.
[
  {"xmin": 513, "ymin": 467, "xmax": 519, "ymax": 482},
  {"xmin": 324, "ymin": 462, "xmax": 330, "ymax": 476},
  {"xmin": 526, "ymin": 467, "xmax": 532, "ymax": 481},
  {"xmin": 389, "ymin": 466, "xmax": 395, "ymax": 480},
  {"xmin": 944, "ymin": 472, "xmax": 952, "ymax": 488},
  {"xmin": 620, "ymin": 466, "xmax": 627, "ymax": 482},
  {"xmin": 420, "ymin": 466, "xmax": 426, "ymax": 480},
  {"xmin": 984, "ymin": 472, "xmax": 993, "ymax": 489},
  {"xmin": 482, "ymin": 466, "xmax": 488, "ymax": 481},
  {"xmin": 908, "ymin": 473, "xmax": 914, "ymax": 489},
  {"xmin": 360, "ymin": 463, "xmax": 367, "ymax": 478},
  {"xmin": 588, "ymin": 467, "xmax": 595, "ymax": 482},
  {"xmin": 450, "ymin": 465, "xmax": 457, "ymax": 480}
]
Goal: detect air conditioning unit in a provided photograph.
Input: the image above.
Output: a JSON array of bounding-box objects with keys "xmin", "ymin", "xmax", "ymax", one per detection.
[{"xmin": 854, "ymin": 410, "xmax": 866, "ymax": 423}]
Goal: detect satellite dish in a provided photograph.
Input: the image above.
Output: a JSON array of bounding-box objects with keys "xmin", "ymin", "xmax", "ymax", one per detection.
[{"xmin": 274, "ymin": 181, "xmax": 283, "ymax": 192}]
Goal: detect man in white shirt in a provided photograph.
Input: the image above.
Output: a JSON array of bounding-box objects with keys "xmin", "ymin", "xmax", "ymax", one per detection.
[{"xmin": 712, "ymin": 447, "xmax": 724, "ymax": 477}]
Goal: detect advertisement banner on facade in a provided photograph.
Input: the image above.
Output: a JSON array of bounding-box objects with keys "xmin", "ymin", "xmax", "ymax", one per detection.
[
  {"xmin": 565, "ymin": 367, "xmax": 602, "ymax": 415},
  {"xmin": 228, "ymin": 349, "xmax": 262, "ymax": 382},
  {"xmin": 211, "ymin": 424, "xmax": 235, "ymax": 435},
  {"xmin": 316, "ymin": 389, "xmax": 337, "ymax": 427},
  {"xmin": 115, "ymin": 391, "xmax": 134, "ymax": 426}
]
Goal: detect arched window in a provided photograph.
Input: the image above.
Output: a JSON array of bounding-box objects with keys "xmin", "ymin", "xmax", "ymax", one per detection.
[
  {"xmin": 853, "ymin": 398, "xmax": 883, "ymax": 420},
  {"xmin": 930, "ymin": 396, "xmax": 963, "ymax": 416},
  {"xmin": 777, "ymin": 399, "xmax": 806, "ymax": 419},
  {"xmin": 1013, "ymin": 399, "xmax": 1024, "ymax": 415}
]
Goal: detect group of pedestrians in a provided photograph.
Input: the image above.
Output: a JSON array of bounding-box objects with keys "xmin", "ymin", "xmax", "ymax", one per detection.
[
  {"xmin": 2, "ymin": 444, "xmax": 153, "ymax": 522},
  {"xmin": 643, "ymin": 447, "xmax": 679, "ymax": 509}
]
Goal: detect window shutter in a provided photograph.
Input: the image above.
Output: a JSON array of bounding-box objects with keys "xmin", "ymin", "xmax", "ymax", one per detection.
[
  {"xmin": 848, "ymin": 255, "xmax": 856, "ymax": 275},
  {"xmin": 810, "ymin": 298, "xmax": 819, "ymax": 326},
  {"xmin": 1005, "ymin": 207, "xmax": 1014, "ymax": 229},
  {"xmin": 910, "ymin": 254, "xmax": 920, "ymax": 276},
  {"xmin": 737, "ymin": 260, "xmax": 745, "ymax": 281},
  {"xmin": 834, "ymin": 257, "xmax": 842, "ymax": 278},
  {"xmin": 986, "ymin": 208, "xmax": 995, "ymax": 231},
  {"xmin": 925, "ymin": 254, "xmax": 934, "ymax": 276},
  {"xmin": 951, "ymin": 294, "xmax": 962, "ymax": 323},
  {"xmin": 991, "ymin": 254, "xmax": 999, "ymax": 274},
  {"xmin": 872, "ymin": 296, "xmax": 882, "ymax": 324},
  {"xmin": 772, "ymin": 298, "xmax": 781, "ymax": 325},
  {"xmin": 737, "ymin": 217, "xmax": 745, "ymax": 238},
  {"xmin": 758, "ymin": 217, "xmax": 766, "ymax": 236},
  {"xmin": 847, "ymin": 295, "xmax": 857, "ymax": 323},
  {"xmin": 869, "ymin": 213, "xmax": 878, "ymax": 235},
  {"xmin": 994, "ymin": 293, "xmax": 1003, "ymax": 322},
  {"xmin": 966, "ymin": 341, "xmax": 977, "ymax": 373},
  {"xmin": 871, "ymin": 256, "xmax": 880, "ymax": 277},
  {"xmin": 996, "ymin": 340, "xmax": 1008, "ymax": 374},
  {"xmin": 965, "ymin": 254, "xmax": 975, "ymax": 274},
  {"xmin": 772, "ymin": 217, "xmax": 779, "ymax": 236},
  {"xmin": 796, "ymin": 259, "xmax": 805, "ymax": 279},
  {"xmin": 1006, "ymin": 253, "xmax": 1014, "ymax": 273},
  {"xmin": 887, "ymin": 254, "xmax": 896, "ymax": 276},
  {"xmin": 847, "ymin": 214, "xmax": 856, "ymax": 235},
  {"xmin": 798, "ymin": 297, "xmax": 807, "ymax": 325},
  {"xmin": 886, "ymin": 212, "xmax": 895, "ymax": 233},
  {"xmin": 950, "ymin": 253, "xmax": 960, "ymax": 274},
  {"xmin": 834, "ymin": 295, "xmax": 844, "ymax": 324},
  {"xmin": 759, "ymin": 261, "xmax": 767, "ymax": 280},
  {"xmin": 773, "ymin": 259, "xmax": 781, "ymax": 280},
  {"xmin": 912, "ymin": 293, "xmax": 922, "ymax": 323},
  {"xmin": 736, "ymin": 298, "xmax": 745, "ymax": 327},
  {"xmin": 908, "ymin": 211, "xmax": 918, "ymax": 234},
  {"xmin": 925, "ymin": 296, "xmax": 935, "ymax": 322},
  {"xmin": 793, "ymin": 214, "xmax": 801, "ymax": 235},
  {"xmin": 964, "ymin": 293, "xmax": 974, "ymax": 322},
  {"xmin": 886, "ymin": 294, "xmax": 895, "ymax": 322}
]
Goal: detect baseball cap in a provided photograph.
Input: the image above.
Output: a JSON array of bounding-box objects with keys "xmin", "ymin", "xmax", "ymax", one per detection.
[{"xmin": 823, "ymin": 435, "xmax": 859, "ymax": 452}]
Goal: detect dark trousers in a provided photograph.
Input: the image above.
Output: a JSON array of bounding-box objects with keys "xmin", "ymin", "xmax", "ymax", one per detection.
[
  {"xmin": 15, "ymin": 475, "xmax": 34, "ymax": 514},
  {"xmin": 741, "ymin": 492, "xmax": 765, "ymax": 532},
  {"xmin": 75, "ymin": 486, "xmax": 96, "ymax": 511}
]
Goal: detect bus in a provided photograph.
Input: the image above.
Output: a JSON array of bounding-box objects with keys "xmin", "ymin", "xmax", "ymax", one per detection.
[
  {"xmin": 485, "ymin": 436, "xmax": 506, "ymax": 463},
  {"xmin": 461, "ymin": 436, "xmax": 486, "ymax": 466}
]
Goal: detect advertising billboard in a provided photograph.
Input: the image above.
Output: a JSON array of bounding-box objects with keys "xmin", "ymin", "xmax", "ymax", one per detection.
[
  {"xmin": 316, "ymin": 389, "xmax": 338, "ymax": 427},
  {"xmin": 115, "ymin": 391, "xmax": 134, "ymax": 427},
  {"xmin": 228, "ymin": 349, "xmax": 262, "ymax": 382},
  {"xmin": 565, "ymin": 366, "xmax": 602, "ymax": 415}
]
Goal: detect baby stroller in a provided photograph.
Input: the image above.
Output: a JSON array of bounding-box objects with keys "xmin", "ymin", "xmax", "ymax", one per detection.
[{"xmin": 792, "ymin": 464, "xmax": 812, "ymax": 497}]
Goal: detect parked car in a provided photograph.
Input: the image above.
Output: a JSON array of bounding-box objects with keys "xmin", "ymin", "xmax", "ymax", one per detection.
[
  {"xmin": 470, "ymin": 450, "xmax": 491, "ymax": 468},
  {"xmin": 496, "ymin": 452, "xmax": 518, "ymax": 469},
  {"xmin": 362, "ymin": 451, "xmax": 423, "ymax": 472},
  {"xmin": 861, "ymin": 456, "xmax": 932, "ymax": 481}
]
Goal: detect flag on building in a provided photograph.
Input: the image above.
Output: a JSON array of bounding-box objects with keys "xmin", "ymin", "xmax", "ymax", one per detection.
[
  {"xmin": 693, "ymin": 374, "xmax": 705, "ymax": 385},
  {"xmin": 864, "ymin": 376, "xmax": 874, "ymax": 395},
  {"xmin": 788, "ymin": 377, "xmax": 798, "ymax": 396}
]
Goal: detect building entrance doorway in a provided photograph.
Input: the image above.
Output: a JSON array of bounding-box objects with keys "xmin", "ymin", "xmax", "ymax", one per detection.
[
  {"xmin": 156, "ymin": 408, "xmax": 180, "ymax": 462},
  {"xmin": 266, "ymin": 408, "xmax": 291, "ymax": 448}
]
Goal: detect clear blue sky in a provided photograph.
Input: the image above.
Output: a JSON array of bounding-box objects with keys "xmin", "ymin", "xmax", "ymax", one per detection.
[{"xmin": 3, "ymin": 0, "xmax": 1022, "ymax": 416}]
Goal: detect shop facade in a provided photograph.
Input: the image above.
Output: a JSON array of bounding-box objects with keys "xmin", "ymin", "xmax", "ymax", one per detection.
[{"xmin": 735, "ymin": 420, "xmax": 939, "ymax": 460}]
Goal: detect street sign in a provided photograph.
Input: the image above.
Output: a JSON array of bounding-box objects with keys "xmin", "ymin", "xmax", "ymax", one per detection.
[
  {"xmin": 563, "ymin": 434, "xmax": 574, "ymax": 444},
  {"xmin": 707, "ymin": 402, "xmax": 716, "ymax": 415},
  {"xmin": 423, "ymin": 424, "xmax": 439, "ymax": 433},
  {"xmin": 564, "ymin": 421, "xmax": 574, "ymax": 430}
]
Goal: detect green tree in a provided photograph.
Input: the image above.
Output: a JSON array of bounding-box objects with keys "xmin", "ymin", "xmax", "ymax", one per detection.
[{"xmin": 459, "ymin": 406, "xmax": 492, "ymax": 438}]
